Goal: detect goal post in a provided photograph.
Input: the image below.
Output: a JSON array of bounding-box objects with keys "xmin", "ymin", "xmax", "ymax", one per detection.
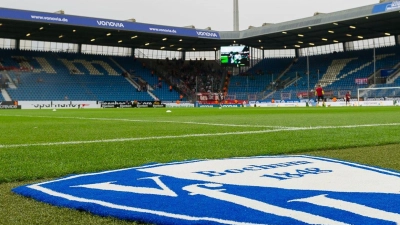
[{"xmin": 357, "ymin": 86, "xmax": 400, "ymax": 104}]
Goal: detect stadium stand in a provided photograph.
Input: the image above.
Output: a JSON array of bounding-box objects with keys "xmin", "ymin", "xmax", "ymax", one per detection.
[
  {"xmin": 139, "ymin": 58, "xmax": 226, "ymax": 101},
  {"xmin": 227, "ymin": 45, "xmax": 400, "ymax": 101},
  {"xmin": 0, "ymin": 49, "xmax": 184, "ymax": 101},
  {"xmin": 0, "ymin": 73, "xmax": 6, "ymax": 100},
  {"xmin": 322, "ymin": 46, "xmax": 400, "ymax": 91},
  {"xmin": 111, "ymin": 57, "xmax": 182, "ymax": 101},
  {"xmin": 227, "ymin": 58, "xmax": 294, "ymax": 99},
  {"xmin": 1, "ymin": 45, "xmax": 399, "ymax": 102}
]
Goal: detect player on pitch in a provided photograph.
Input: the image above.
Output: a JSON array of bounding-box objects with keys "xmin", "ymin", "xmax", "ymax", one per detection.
[
  {"xmin": 315, "ymin": 84, "xmax": 325, "ymax": 107},
  {"xmin": 345, "ymin": 91, "xmax": 351, "ymax": 106},
  {"xmin": 218, "ymin": 90, "xmax": 224, "ymax": 108}
]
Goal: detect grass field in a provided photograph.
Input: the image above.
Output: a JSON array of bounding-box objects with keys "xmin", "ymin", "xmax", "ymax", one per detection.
[{"xmin": 1, "ymin": 107, "xmax": 400, "ymax": 225}]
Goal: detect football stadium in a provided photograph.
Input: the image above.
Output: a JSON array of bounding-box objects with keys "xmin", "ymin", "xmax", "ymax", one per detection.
[{"xmin": 1, "ymin": 1, "xmax": 400, "ymax": 224}]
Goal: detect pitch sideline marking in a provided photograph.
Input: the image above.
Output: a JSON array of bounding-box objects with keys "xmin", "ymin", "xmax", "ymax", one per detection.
[
  {"xmin": 0, "ymin": 123, "xmax": 399, "ymax": 149},
  {"xmin": 0, "ymin": 114, "xmax": 295, "ymax": 129}
]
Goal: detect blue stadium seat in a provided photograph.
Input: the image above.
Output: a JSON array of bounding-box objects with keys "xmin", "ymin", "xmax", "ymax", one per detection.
[{"xmin": 1, "ymin": 50, "xmax": 155, "ymax": 101}]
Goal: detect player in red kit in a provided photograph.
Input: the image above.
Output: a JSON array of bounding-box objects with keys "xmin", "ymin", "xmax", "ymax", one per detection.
[
  {"xmin": 345, "ymin": 91, "xmax": 351, "ymax": 106},
  {"xmin": 315, "ymin": 85, "xmax": 325, "ymax": 106}
]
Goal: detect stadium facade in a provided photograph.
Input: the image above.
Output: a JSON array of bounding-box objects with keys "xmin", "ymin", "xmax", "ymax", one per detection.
[{"xmin": 0, "ymin": 0, "xmax": 399, "ymax": 105}]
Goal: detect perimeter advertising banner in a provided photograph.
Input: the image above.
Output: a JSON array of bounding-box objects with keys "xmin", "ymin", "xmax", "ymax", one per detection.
[
  {"xmin": 197, "ymin": 104, "xmax": 243, "ymax": 108},
  {"xmin": 165, "ymin": 103, "xmax": 195, "ymax": 108},
  {"xmin": 18, "ymin": 101, "xmax": 100, "ymax": 109},
  {"xmin": 249, "ymin": 102, "xmax": 307, "ymax": 107},
  {"xmin": 101, "ymin": 101, "xmax": 166, "ymax": 108},
  {"xmin": 359, "ymin": 101, "xmax": 394, "ymax": 106},
  {"xmin": 0, "ymin": 101, "xmax": 20, "ymax": 109}
]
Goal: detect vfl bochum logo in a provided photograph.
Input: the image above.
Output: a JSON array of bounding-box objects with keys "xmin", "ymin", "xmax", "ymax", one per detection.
[{"xmin": 13, "ymin": 156, "xmax": 400, "ymax": 225}]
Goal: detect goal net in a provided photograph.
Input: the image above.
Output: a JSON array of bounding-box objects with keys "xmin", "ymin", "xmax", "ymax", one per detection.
[{"xmin": 358, "ymin": 86, "xmax": 400, "ymax": 102}]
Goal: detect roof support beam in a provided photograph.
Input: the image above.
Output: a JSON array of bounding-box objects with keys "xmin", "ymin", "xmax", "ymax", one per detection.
[
  {"xmin": 16, "ymin": 38, "xmax": 20, "ymax": 50},
  {"xmin": 182, "ymin": 51, "xmax": 186, "ymax": 61}
]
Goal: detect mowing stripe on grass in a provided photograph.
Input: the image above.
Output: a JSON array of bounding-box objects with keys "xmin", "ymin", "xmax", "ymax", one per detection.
[
  {"xmin": 0, "ymin": 123, "xmax": 399, "ymax": 149},
  {"xmin": 0, "ymin": 114, "xmax": 294, "ymax": 129}
]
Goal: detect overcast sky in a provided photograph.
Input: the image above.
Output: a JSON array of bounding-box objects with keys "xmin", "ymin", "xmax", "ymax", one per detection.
[{"xmin": 2, "ymin": 0, "xmax": 380, "ymax": 31}]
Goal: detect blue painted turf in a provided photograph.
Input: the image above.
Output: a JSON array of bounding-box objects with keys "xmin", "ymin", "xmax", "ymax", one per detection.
[{"xmin": 13, "ymin": 156, "xmax": 400, "ymax": 225}]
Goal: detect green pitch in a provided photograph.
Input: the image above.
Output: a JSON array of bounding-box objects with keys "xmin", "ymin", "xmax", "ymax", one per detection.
[{"xmin": 1, "ymin": 107, "xmax": 400, "ymax": 224}]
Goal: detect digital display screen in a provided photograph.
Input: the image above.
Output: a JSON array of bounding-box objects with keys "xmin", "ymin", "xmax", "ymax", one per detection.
[{"xmin": 220, "ymin": 46, "xmax": 250, "ymax": 67}]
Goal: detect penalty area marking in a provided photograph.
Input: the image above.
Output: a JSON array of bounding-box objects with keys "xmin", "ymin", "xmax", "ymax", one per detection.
[{"xmin": 0, "ymin": 123, "xmax": 399, "ymax": 149}]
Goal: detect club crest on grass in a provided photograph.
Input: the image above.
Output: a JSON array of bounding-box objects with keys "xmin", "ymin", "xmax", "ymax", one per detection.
[{"xmin": 13, "ymin": 155, "xmax": 400, "ymax": 225}]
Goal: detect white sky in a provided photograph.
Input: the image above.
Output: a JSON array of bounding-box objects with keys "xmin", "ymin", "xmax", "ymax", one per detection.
[{"xmin": 1, "ymin": 0, "xmax": 380, "ymax": 31}]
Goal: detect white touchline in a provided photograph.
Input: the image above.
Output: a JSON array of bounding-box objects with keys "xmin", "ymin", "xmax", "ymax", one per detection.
[
  {"xmin": 0, "ymin": 123, "xmax": 399, "ymax": 149},
  {"xmin": 0, "ymin": 114, "xmax": 295, "ymax": 129}
]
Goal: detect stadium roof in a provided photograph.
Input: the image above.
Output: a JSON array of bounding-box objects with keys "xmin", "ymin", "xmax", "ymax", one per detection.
[{"xmin": 0, "ymin": 1, "xmax": 399, "ymax": 51}]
